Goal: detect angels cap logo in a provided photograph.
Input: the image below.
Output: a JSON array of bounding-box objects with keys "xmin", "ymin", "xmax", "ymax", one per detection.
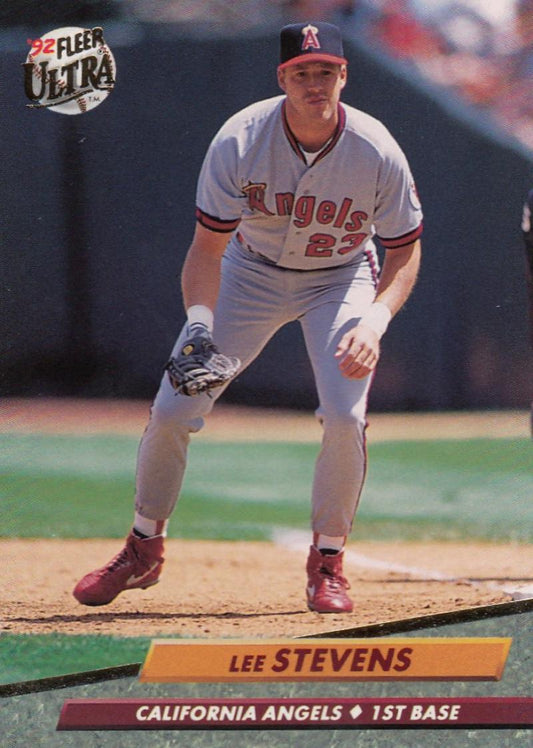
[
  {"xmin": 301, "ymin": 24, "xmax": 321, "ymax": 51},
  {"xmin": 279, "ymin": 22, "xmax": 346, "ymax": 70},
  {"xmin": 23, "ymin": 26, "xmax": 116, "ymax": 115}
]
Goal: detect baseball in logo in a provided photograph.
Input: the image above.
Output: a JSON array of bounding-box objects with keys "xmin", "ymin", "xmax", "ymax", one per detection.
[{"xmin": 23, "ymin": 26, "xmax": 116, "ymax": 114}]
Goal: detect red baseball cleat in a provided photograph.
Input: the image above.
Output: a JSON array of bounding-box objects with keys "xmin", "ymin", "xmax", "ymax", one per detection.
[
  {"xmin": 306, "ymin": 545, "xmax": 353, "ymax": 613},
  {"xmin": 73, "ymin": 531, "xmax": 164, "ymax": 606}
]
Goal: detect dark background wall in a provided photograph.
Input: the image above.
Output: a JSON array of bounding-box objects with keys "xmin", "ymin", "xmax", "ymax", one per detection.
[{"xmin": 2, "ymin": 25, "xmax": 532, "ymax": 411}]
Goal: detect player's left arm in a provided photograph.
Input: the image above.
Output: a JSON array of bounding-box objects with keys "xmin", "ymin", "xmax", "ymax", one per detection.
[{"xmin": 336, "ymin": 238, "xmax": 421, "ymax": 379}]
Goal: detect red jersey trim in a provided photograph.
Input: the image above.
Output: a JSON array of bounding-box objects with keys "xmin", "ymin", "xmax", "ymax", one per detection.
[
  {"xmin": 363, "ymin": 246, "xmax": 380, "ymax": 288},
  {"xmin": 281, "ymin": 101, "xmax": 346, "ymax": 164},
  {"xmin": 314, "ymin": 104, "xmax": 346, "ymax": 164},
  {"xmin": 378, "ymin": 223, "xmax": 423, "ymax": 249},
  {"xmin": 195, "ymin": 207, "xmax": 240, "ymax": 233},
  {"xmin": 281, "ymin": 101, "xmax": 304, "ymax": 162}
]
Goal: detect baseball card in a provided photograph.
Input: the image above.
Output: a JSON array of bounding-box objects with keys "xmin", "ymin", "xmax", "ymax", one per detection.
[{"xmin": 1, "ymin": 1, "xmax": 532, "ymax": 746}]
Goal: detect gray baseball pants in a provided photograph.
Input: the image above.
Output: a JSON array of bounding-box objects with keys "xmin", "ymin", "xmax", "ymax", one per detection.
[{"xmin": 135, "ymin": 241, "xmax": 377, "ymax": 537}]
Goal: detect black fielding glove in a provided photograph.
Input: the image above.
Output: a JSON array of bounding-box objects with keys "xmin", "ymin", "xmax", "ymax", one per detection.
[{"xmin": 165, "ymin": 334, "xmax": 240, "ymax": 396}]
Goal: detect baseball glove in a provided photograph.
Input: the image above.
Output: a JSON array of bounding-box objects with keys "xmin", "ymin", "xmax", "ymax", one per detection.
[{"xmin": 165, "ymin": 334, "xmax": 240, "ymax": 396}]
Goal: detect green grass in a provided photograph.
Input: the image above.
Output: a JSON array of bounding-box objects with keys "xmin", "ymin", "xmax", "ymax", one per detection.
[
  {"xmin": 0, "ymin": 634, "xmax": 151, "ymax": 685},
  {"xmin": 2, "ymin": 434, "xmax": 532, "ymax": 542},
  {"xmin": 1, "ymin": 432, "xmax": 531, "ymax": 694},
  {"xmin": 359, "ymin": 438, "xmax": 533, "ymax": 541}
]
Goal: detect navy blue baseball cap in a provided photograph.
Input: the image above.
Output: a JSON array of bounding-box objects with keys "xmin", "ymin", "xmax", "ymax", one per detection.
[{"xmin": 278, "ymin": 22, "xmax": 347, "ymax": 70}]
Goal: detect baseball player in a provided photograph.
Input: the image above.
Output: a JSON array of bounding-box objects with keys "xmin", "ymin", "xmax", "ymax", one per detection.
[
  {"xmin": 521, "ymin": 189, "xmax": 533, "ymax": 435},
  {"xmin": 74, "ymin": 22, "xmax": 423, "ymax": 613}
]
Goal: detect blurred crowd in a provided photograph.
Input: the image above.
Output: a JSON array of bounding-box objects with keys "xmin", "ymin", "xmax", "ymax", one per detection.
[
  {"xmin": 353, "ymin": 0, "xmax": 533, "ymax": 152},
  {"xmin": 3, "ymin": 0, "xmax": 533, "ymax": 152}
]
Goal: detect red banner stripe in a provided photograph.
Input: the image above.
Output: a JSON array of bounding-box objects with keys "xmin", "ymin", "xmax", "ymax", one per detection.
[{"xmin": 57, "ymin": 697, "xmax": 533, "ymax": 731}]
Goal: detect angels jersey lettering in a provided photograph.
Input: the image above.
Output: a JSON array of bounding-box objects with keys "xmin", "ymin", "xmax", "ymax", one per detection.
[{"xmin": 196, "ymin": 95, "xmax": 422, "ymax": 270}]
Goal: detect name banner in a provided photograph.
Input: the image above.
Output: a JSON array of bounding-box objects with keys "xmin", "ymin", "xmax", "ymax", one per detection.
[{"xmin": 139, "ymin": 638, "xmax": 511, "ymax": 682}]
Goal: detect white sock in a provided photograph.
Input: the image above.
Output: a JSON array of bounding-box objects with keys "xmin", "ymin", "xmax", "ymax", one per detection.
[
  {"xmin": 133, "ymin": 513, "xmax": 168, "ymax": 538},
  {"xmin": 187, "ymin": 304, "xmax": 214, "ymax": 335},
  {"xmin": 316, "ymin": 534, "xmax": 345, "ymax": 553}
]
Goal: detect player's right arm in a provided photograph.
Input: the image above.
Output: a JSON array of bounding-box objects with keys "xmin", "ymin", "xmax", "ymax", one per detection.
[
  {"xmin": 181, "ymin": 223, "xmax": 232, "ymax": 315},
  {"xmin": 183, "ymin": 114, "xmax": 242, "ymax": 320}
]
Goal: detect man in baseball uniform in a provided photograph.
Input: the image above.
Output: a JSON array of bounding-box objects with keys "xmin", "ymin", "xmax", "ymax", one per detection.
[{"xmin": 74, "ymin": 22, "xmax": 423, "ymax": 613}]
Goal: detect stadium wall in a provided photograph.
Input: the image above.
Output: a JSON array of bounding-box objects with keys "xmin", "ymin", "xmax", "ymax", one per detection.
[{"xmin": 1, "ymin": 26, "xmax": 532, "ymax": 410}]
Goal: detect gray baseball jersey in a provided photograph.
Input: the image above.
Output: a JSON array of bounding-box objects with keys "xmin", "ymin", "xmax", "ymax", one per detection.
[{"xmin": 195, "ymin": 95, "xmax": 423, "ymax": 270}]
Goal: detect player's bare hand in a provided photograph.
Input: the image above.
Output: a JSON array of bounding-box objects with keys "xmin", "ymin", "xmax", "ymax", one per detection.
[{"xmin": 335, "ymin": 324, "xmax": 380, "ymax": 379}]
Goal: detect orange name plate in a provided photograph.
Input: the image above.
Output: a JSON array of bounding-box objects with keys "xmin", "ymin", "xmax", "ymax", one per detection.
[{"xmin": 139, "ymin": 638, "xmax": 511, "ymax": 683}]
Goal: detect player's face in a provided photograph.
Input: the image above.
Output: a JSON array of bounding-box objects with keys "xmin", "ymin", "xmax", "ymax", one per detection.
[{"xmin": 278, "ymin": 61, "xmax": 347, "ymax": 122}]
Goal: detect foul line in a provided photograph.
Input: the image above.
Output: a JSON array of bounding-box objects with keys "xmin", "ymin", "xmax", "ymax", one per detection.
[{"xmin": 272, "ymin": 528, "xmax": 533, "ymax": 601}]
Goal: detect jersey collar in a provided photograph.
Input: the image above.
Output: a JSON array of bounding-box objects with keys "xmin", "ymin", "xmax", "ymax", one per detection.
[{"xmin": 281, "ymin": 100, "xmax": 346, "ymax": 165}]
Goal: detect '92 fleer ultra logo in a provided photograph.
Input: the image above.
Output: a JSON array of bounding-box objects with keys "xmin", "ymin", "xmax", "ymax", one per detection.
[{"xmin": 23, "ymin": 26, "xmax": 116, "ymax": 114}]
